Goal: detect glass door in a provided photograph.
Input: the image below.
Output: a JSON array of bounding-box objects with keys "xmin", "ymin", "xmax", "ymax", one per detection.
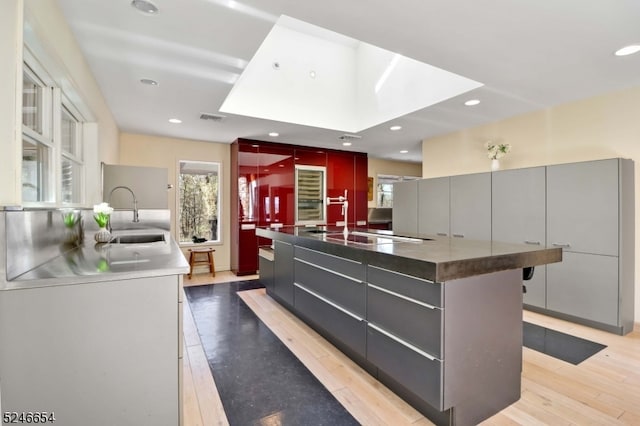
[{"xmin": 295, "ymin": 165, "xmax": 326, "ymax": 225}]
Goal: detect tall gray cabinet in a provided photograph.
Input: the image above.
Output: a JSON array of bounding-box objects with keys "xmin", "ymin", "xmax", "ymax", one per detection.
[
  {"xmin": 397, "ymin": 158, "xmax": 634, "ymax": 335},
  {"xmin": 392, "ymin": 180, "xmax": 419, "ymax": 234},
  {"xmin": 545, "ymin": 159, "xmax": 634, "ymax": 333},
  {"xmin": 417, "ymin": 177, "xmax": 450, "ymax": 236},
  {"xmin": 450, "ymin": 173, "xmax": 492, "ymax": 241},
  {"xmin": 492, "ymin": 166, "xmax": 547, "ymax": 307}
]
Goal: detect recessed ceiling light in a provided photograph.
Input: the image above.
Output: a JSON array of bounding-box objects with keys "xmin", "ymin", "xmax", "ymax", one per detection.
[
  {"xmin": 464, "ymin": 99, "xmax": 481, "ymax": 106},
  {"xmin": 400, "ymin": 150, "xmax": 409, "ymax": 154},
  {"xmin": 342, "ymin": 142, "xmax": 352, "ymax": 147},
  {"xmin": 269, "ymin": 132, "xmax": 279, "ymax": 137},
  {"xmin": 615, "ymin": 44, "xmax": 640, "ymax": 56},
  {"xmin": 168, "ymin": 118, "xmax": 182, "ymax": 124},
  {"xmin": 140, "ymin": 78, "xmax": 158, "ymax": 86},
  {"xmin": 131, "ymin": 0, "xmax": 158, "ymax": 14},
  {"xmin": 390, "ymin": 125, "xmax": 402, "ymax": 131},
  {"xmin": 309, "ymin": 70, "xmax": 316, "ymax": 79}
]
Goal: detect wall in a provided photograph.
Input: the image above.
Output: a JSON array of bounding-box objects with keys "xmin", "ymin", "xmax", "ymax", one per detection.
[
  {"xmin": 23, "ymin": 0, "xmax": 119, "ymax": 205},
  {"xmin": 367, "ymin": 157, "xmax": 422, "ymax": 208},
  {"xmin": 119, "ymin": 133, "xmax": 231, "ymax": 271},
  {"xmin": 422, "ymin": 85, "xmax": 640, "ymax": 323},
  {"xmin": 0, "ymin": 0, "xmax": 119, "ymax": 207},
  {"xmin": 0, "ymin": 0, "xmax": 22, "ymax": 206}
]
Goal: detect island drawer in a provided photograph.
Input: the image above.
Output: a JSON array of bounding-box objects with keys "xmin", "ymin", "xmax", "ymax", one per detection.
[
  {"xmin": 294, "ymin": 283, "xmax": 366, "ymax": 358},
  {"xmin": 294, "ymin": 246, "xmax": 365, "ymax": 281},
  {"xmin": 367, "ymin": 283, "xmax": 442, "ymax": 359},
  {"xmin": 295, "ymin": 257, "xmax": 366, "ymax": 317},
  {"xmin": 367, "ymin": 324, "xmax": 443, "ymax": 410},
  {"xmin": 367, "ymin": 265, "xmax": 442, "ymax": 308}
]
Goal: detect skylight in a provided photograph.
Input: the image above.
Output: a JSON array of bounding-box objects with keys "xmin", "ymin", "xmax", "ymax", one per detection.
[{"xmin": 220, "ymin": 15, "xmax": 483, "ymax": 133}]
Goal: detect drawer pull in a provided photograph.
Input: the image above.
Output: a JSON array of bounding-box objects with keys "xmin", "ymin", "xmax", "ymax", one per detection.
[
  {"xmin": 294, "ymin": 257, "xmax": 363, "ymax": 284},
  {"xmin": 368, "ymin": 283, "xmax": 437, "ymax": 310},
  {"xmin": 551, "ymin": 242, "xmax": 571, "ymax": 248},
  {"xmin": 368, "ymin": 265, "xmax": 435, "ymax": 284},
  {"xmin": 436, "ymin": 232, "xmax": 448, "ymax": 236},
  {"xmin": 452, "ymin": 233, "xmax": 464, "ymax": 238},
  {"xmin": 296, "ymin": 246, "xmax": 362, "ymax": 265},
  {"xmin": 294, "ymin": 283, "xmax": 364, "ymax": 322},
  {"xmin": 368, "ymin": 323, "xmax": 437, "ymax": 361},
  {"xmin": 524, "ymin": 240, "xmax": 541, "ymax": 245}
]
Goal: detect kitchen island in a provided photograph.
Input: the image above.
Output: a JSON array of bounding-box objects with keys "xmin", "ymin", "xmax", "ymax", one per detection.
[
  {"xmin": 0, "ymin": 210, "xmax": 189, "ymax": 426},
  {"xmin": 257, "ymin": 225, "xmax": 562, "ymax": 426}
]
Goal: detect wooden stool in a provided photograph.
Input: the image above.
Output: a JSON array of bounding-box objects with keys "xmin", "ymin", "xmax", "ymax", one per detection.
[{"xmin": 188, "ymin": 248, "xmax": 216, "ymax": 279}]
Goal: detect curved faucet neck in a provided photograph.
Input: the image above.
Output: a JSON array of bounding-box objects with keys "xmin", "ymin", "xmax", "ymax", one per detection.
[{"xmin": 107, "ymin": 186, "xmax": 140, "ymax": 225}]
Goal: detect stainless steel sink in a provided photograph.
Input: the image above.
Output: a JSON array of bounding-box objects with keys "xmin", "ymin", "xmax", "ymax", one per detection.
[{"xmin": 112, "ymin": 233, "xmax": 166, "ymax": 244}]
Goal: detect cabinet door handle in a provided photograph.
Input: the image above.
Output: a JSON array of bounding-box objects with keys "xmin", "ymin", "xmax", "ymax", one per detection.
[
  {"xmin": 524, "ymin": 240, "xmax": 541, "ymax": 245},
  {"xmin": 436, "ymin": 232, "xmax": 448, "ymax": 236},
  {"xmin": 552, "ymin": 242, "xmax": 571, "ymax": 248},
  {"xmin": 452, "ymin": 233, "xmax": 464, "ymax": 238}
]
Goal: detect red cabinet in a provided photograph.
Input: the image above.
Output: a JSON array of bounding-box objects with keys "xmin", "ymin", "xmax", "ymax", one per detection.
[
  {"xmin": 258, "ymin": 145, "xmax": 295, "ymax": 226},
  {"xmin": 231, "ymin": 142, "xmax": 259, "ymax": 275},
  {"xmin": 231, "ymin": 139, "xmax": 368, "ymax": 276}
]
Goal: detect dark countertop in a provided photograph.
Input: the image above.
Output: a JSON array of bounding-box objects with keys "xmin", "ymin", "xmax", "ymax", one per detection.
[{"xmin": 256, "ymin": 226, "xmax": 562, "ymax": 282}]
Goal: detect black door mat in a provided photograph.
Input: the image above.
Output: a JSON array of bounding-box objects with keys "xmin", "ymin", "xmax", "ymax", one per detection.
[
  {"xmin": 185, "ymin": 280, "xmax": 359, "ymax": 426},
  {"xmin": 523, "ymin": 321, "xmax": 606, "ymax": 365}
]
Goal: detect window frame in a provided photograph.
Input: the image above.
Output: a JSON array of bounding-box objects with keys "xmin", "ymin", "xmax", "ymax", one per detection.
[
  {"xmin": 176, "ymin": 159, "xmax": 223, "ymax": 246},
  {"xmin": 21, "ymin": 47, "xmax": 87, "ymax": 208}
]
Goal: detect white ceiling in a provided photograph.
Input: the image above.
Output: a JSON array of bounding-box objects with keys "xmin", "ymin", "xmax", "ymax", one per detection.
[{"xmin": 56, "ymin": 0, "xmax": 640, "ymax": 163}]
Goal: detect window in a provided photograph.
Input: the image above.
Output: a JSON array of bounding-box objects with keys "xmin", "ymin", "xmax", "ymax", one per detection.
[
  {"xmin": 22, "ymin": 63, "xmax": 53, "ymax": 203},
  {"xmin": 377, "ymin": 174, "xmax": 420, "ymax": 207},
  {"xmin": 21, "ymin": 51, "xmax": 85, "ymax": 206},
  {"xmin": 178, "ymin": 161, "xmax": 221, "ymax": 243}
]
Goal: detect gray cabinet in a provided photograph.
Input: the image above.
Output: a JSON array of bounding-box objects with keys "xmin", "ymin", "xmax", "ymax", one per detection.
[
  {"xmin": 365, "ymin": 265, "xmax": 444, "ymax": 409},
  {"xmin": 292, "ymin": 246, "xmax": 367, "ymax": 357},
  {"xmin": 450, "ymin": 173, "xmax": 491, "ymax": 240},
  {"xmin": 294, "ymin": 246, "xmax": 366, "ymax": 317},
  {"xmin": 294, "ymin": 283, "xmax": 367, "ymax": 358},
  {"xmin": 258, "ymin": 248, "xmax": 274, "ymax": 293},
  {"xmin": 411, "ymin": 158, "xmax": 634, "ymax": 334},
  {"xmin": 547, "ymin": 159, "xmax": 619, "ymax": 256},
  {"xmin": 545, "ymin": 158, "xmax": 634, "ymax": 333},
  {"xmin": 0, "ymin": 276, "xmax": 180, "ymax": 425},
  {"xmin": 367, "ymin": 324, "xmax": 443, "ymax": 410},
  {"xmin": 492, "ymin": 167, "xmax": 547, "ymax": 307},
  {"xmin": 417, "ymin": 177, "xmax": 450, "ymax": 236},
  {"xmin": 392, "ymin": 180, "xmax": 418, "ymax": 234},
  {"xmin": 273, "ymin": 240, "xmax": 294, "ymax": 306},
  {"xmin": 547, "ymin": 252, "xmax": 619, "ymax": 325}
]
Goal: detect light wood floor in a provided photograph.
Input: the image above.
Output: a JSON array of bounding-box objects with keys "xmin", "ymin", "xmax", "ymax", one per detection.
[{"xmin": 181, "ymin": 274, "xmax": 640, "ymax": 425}]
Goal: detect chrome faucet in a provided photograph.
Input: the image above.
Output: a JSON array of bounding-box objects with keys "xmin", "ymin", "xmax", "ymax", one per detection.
[
  {"xmin": 108, "ymin": 186, "xmax": 140, "ymax": 230},
  {"xmin": 327, "ymin": 189, "xmax": 349, "ymax": 238}
]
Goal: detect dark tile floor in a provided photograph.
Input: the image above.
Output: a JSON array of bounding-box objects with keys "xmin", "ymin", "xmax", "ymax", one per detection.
[
  {"xmin": 185, "ymin": 280, "xmax": 359, "ymax": 426},
  {"xmin": 523, "ymin": 321, "xmax": 607, "ymax": 364}
]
